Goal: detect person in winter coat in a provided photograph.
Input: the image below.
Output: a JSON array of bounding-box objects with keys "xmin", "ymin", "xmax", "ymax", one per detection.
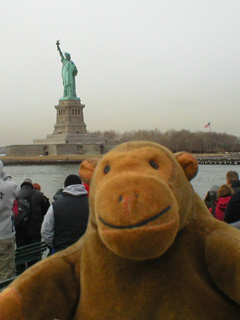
[
  {"xmin": 33, "ymin": 182, "xmax": 50, "ymax": 206},
  {"xmin": 52, "ymin": 187, "xmax": 64, "ymax": 202},
  {"xmin": 204, "ymin": 185, "xmax": 219, "ymax": 209},
  {"xmin": 16, "ymin": 178, "xmax": 50, "ymax": 246},
  {"xmin": 15, "ymin": 178, "xmax": 50, "ymax": 272},
  {"xmin": 224, "ymin": 187, "xmax": 240, "ymax": 224},
  {"xmin": 0, "ymin": 160, "xmax": 19, "ymax": 280},
  {"xmin": 226, "ymin": 171, "xmax": 240, "ymax": 193},
  {"xmin": 41, "ymin": 174, "xmax": 89, "ymax": 253},
  {"xmin": 209, "ymin": 184, "xmax": 233, "ymax": 221}
]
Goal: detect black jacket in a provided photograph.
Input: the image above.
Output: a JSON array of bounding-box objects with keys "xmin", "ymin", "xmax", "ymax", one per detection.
[
  {"xmin": 53, "ymin": 193, "xmax": 89, "ymax": 251},
  {"xmin": 224, "ymin": 190, "xmax": 240, "ymax": 223},
  {"xmin": 231, "ymin": 181, "xmax": 240, "ymax": 194},
  {"xmin": 16, "ymin": 185, "xmax": 50, "ymax": 236}
]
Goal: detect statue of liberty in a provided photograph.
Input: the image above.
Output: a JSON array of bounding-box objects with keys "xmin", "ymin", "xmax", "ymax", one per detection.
[{"xmin": 56, "ymin": 40, "xmax": 79, "ymax": 100}]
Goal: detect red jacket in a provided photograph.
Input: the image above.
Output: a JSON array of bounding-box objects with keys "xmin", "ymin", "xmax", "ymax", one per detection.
[
  {"xmin": 83, "ymin": 183, "xmax": 90, "ymax": 197},
  {"xmin": 12, "ymin": 199, "xmax": 19, "ymax": 219},
  {"xmin": 209, "ymin": 196, "xmax": 232, "ymax": 221}
]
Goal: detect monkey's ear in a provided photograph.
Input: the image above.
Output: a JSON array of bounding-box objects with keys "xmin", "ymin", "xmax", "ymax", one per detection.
[
  {"xmin": 78, "ymin": 158, "xmax": 100, "ymax": 184},
  {"xmin": 175, "ymin": 152, "xmax": 198, "ymax": 181}
]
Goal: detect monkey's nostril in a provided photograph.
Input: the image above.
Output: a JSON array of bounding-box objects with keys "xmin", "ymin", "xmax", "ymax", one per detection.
[{"xmin": 118, "ymin": 195, "xmax": 123, "ymax": 202}]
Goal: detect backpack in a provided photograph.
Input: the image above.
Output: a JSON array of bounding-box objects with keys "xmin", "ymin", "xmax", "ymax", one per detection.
[
  {"xmin": 211, "ymin": 205, "xmax": 216, "ymax": 217},
  {"xmin": 15, "ymin": 192, "xmax": 34, "ymax": 228}
]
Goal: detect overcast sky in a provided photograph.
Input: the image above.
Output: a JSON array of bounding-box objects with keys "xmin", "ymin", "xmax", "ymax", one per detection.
[{"xmin": 1, "ymin": 0, "xmax": 240, "ymax": 146}]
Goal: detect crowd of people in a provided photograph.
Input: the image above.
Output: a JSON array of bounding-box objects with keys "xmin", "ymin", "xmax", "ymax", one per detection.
[
  {"xmin": 1, "ymin": 157, "xmax": 240, "ymax": 284},
  {"xmin": 204, "ymin": 170, "xmax": 240, "ymax": 224},
  {"xmin": 0, "ymin": 160, "xmax": 93, "ymax": 282}
]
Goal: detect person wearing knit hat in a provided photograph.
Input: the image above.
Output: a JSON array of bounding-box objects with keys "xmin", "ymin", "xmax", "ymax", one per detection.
[
  {"xmin": 21, "ymin": 178, "xmax": 33, "ymax": 188},
  {"xmin": 52, "ymin": 175, "xmax": 82, "ymax": 202},
  {"xmin": 0, "ymin": 161, "xmax": 20, "ymax": 280},
  {"xmin": 41, "ymin": 174, "xmax": 89, "ymax": 253},
  {"xmin": 64, "ymin": 174, "xmax": 82, "ymax": 187},
  {"xmin": 15, "ymin": 179, "xmax": 50, "ymax": 272}
]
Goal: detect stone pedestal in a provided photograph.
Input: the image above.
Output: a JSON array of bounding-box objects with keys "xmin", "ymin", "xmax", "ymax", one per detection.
[
  {"xmin": 53, "ymin": 99, "xmax": 87, "ymax": 134},
  {"xmin": 33, "ymin": 98, "xmax": 107, "ymax": 145},
  {"xmin": 31, "ymin": 97, "xmax": 117, "ymax": 154}
]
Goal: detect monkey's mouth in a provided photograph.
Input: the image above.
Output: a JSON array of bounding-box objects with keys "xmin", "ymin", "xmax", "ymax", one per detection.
[{"xmin": 98, "ymin": 206, "xmax": 171, "ymax": 230}]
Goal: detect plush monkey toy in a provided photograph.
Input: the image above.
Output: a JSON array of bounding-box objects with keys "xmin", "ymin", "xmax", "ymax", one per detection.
[{"xmin": 1, "ymin": 141, "xmax": 240, "ymax": 320}]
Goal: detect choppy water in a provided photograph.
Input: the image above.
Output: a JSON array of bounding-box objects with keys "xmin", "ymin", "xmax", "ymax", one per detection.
[{"xmin": 3, "ymin": 163, "xmax": 240, "ymax": 202}]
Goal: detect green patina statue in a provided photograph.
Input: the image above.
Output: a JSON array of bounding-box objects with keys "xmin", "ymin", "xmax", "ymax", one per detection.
[{"xmin": 56, "ymin": 40, "xmax": 79, "ymax": 100}]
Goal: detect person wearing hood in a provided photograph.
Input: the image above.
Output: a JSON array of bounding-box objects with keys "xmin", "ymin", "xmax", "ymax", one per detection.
[
  {"xmin": 41, "ymin": 174, "xmax": 89, "ymax": 253},
  {"xmin": 209, "ymin": 184, "xmax": 233, "ymax": 221},
  {"xmin": 0, "ymin": 160, "xmax": 19, "ymax": 280},
  {"xmin": 204, "ymin": 185, "xmax": 219, "ymax": 209}
]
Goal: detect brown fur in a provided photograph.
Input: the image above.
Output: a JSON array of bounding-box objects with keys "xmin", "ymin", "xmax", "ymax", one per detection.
[
  {"xmin": 1, "ymin": 141, "xmax": 240, "ymax": 319},
  {"xmin": 78, "ymin": 158, "xmax": 100, "ymax": 185}
]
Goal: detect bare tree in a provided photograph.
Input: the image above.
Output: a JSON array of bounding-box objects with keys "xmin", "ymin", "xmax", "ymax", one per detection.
[{"xmin": 90, "ymin": 128, "xmax": 240, "ymax": 153}]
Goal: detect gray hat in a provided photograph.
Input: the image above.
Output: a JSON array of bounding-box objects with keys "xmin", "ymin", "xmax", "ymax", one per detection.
[{"xmin": 21, "ymin": 178, "xmax": 33, "ymax": 188}]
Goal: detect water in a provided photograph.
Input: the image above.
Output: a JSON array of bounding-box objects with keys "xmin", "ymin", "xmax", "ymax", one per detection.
[
  {"xmin": 3, "ymin": 163, "xmax": 240, "ymax": 202},
  {"xmin": 4, "ymin": 164, "xmax": 80, "ymax": 202},
  {"xmin": 191, "ymin": 164, "xmax": 240, "ymax": 198}
]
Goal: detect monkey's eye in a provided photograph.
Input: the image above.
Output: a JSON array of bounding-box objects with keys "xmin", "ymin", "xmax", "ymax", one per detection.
[
  {"xmin": 149, "ymin": 160, "xmax": 159, "ymax": 169},
  {"xmin": 103, "ymin": 165, "xmax": 110, "ymax": 174}
]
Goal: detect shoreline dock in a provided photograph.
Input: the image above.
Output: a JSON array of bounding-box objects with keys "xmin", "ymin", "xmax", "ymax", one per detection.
[
  {"xmin": 0, "ymin": 154, "xmax": 102, "ymax": 165},
  {"xmin": 1, "ymin": 154, "xmax": 240, "ymax": 165},
  {"xmin": 196, "ymin": 154, "xmax": 240, "ymax": 165},
  {"xmin": 197, "ymin": 158, "xmax": 240, "ymax": 165}
]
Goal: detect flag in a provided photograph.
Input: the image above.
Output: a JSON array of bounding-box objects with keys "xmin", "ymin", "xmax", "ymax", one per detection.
[{"xmin": 204, "ymin": 122, "xmax": 211, "ymax": 128}]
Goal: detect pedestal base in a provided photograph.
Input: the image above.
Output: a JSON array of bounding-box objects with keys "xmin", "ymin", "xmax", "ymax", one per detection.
[{"xmin": 53, "ymin": 99, "xmax": 87, "ymax": 135}]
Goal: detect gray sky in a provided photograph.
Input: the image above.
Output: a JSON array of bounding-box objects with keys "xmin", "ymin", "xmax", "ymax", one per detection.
[{"xmin": 1, "ymin": 0, "xmax": 240, "ymax": 146}]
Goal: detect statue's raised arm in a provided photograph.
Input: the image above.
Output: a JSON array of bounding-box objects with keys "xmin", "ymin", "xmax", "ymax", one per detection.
[{"xmin": 56, "ymin": 40, "xmax": 64, "ymax": 60}]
